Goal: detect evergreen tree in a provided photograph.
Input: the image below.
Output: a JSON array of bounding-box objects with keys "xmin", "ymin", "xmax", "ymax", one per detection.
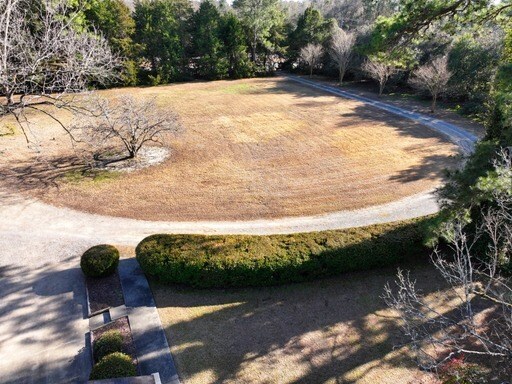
[
  {"xmin": 192, "ymin": 0, "xmax": 228, "ymax": 79},
  {"xmin": 261, "ymin": 5, "xmax": 287, "ymax": 72},
  {"xmin": 288, "ymin": 6, "xmax": 332, "ymax": 61},
  {"xmin": 232, "ymin": 0, "xmax": 281, "ymax": 63},
  {"xmin": 134, "ymin": 0, "xmax": 192, "ymax": 84},
  {"xmin": 85, "ymin": 0, "xmax": 138, "ymax": 85},
  {"xmin": 220, "ymin": 12, "xmax": 252, "ymax": 78}
]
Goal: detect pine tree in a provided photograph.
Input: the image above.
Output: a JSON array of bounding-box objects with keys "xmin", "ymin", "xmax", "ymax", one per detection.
[
  {"xmin": 192, "ymin": 0, "xmax": 228, "ymax": 79},
  {"xmin": 220, "ymin": 12, "xmax": 252, "ymax": 78}
]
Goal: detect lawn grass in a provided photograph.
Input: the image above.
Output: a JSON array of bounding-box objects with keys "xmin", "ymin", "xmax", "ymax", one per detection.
[
  {"xmin": 63, "ymin": 169, "xmax": 121, "ymax": 184},
  {"xmin": 152, "ymin": 262, "xmax": 446, "ymax": 384},
  {"xmin": 1, "ymin": 77, "xmax": 460, "ymax": 221},
  {"xmin": 0, "ymin": 123, "xmax": 16, "ymax": 137}
]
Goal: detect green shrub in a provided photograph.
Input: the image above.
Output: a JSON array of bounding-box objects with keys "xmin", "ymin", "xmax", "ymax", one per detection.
[
  {"xmin": 80, "ymin": 244, "xmax": 120, "ymax": 277},
  {"xmin": 93, "ymin": 330, "xmax": 124, "ymax": 362},
  {"xmin": 89, "ymin": 352, "xmax": 136, "ymax": 380},
  {"xmin": 136, "ymin": 218, "xmax": 432, "ymax": 288}
]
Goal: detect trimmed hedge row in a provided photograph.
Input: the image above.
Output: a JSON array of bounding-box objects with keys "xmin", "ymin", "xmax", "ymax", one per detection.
[{"xmin": 135, "ymin": 217, "xmax": 433, "ymax": 288}]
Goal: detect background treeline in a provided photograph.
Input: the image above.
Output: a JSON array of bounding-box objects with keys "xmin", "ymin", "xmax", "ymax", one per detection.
[{"xmin": 78, "ymin": 0, "xmax": 509, "ymax": 109}]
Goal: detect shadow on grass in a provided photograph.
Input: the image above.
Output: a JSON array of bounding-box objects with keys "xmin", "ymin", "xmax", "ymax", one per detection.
[
  {"xmin": 0, "ymin": 152, "xmax": 123, "ymax": 199},
  {"xmin": 0, "ymin": 154, "xmax": 88, "ymax": 193},
  {"xmin": 152, "ymin": 262, "xmax": 447, "ymax": 383},
  {"xmin": 255, "ymin": 78, "xmax": 459, "ymax": 185}
]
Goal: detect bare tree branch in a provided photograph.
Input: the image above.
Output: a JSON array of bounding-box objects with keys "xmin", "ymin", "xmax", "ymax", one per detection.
[
  {"xmin": 329, "ymin": 24, "xmax": 356, "ymax": 85},
  {"xmin": 0, "ymin": 0, "xmax": 118, "ymax": 142},
  {"xmin": 384, "ymin": 152, "xmax": 512, "ymax": 378},
  {"xmin": 299, "ymin": 43, "xmax": 324, "ymax": 78},
  {"xmin": 409, "ymin": 56, "xmax": 452, "ymax": 113},
  {"xmin": 73, "ymin": 96, "xmax": 182, "ymax": 163},
  {"xmin": 362, "ymin": 58, "xmax": 397, "ymax": 96}
]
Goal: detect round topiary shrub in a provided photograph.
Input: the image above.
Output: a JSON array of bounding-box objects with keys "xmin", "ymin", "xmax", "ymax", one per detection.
[
  {"xmin": 89, "ymin": 352, "xmax": 136, "ymax": 380},
  {"xmin": 93, "ymin": 330, "xmax": 124, "ymax": 362},
  {"xmin": 81, "ymin": 244, "xmax": 120, "ymax": 277}
]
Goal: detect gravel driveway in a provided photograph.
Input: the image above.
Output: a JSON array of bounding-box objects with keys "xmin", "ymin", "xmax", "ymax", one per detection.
[{"xmin": 0, "ymin": 76, "xmax": 478, "ymax": 383}]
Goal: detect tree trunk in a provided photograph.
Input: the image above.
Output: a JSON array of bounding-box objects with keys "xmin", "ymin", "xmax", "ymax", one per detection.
[
  {"xmin": 310, "ymin": 65, "xmax": 313, "ymax": 78},
  {"xmin": 251, "ymin": 28, "xmax": 257, "ymax": 62},
  {"xmin": 6, "ymin": 90, "xmax": 14, "ymax": 106},
  {"xmin": 339, "ymin": 66, "xmax": 344, "ymax": 85},
  {"xmin": 151, "ymin": 57, "xmax": 157, "ymax": 74},
  {"xmin": 431, "ymin": 93, "xmax": 437, "ymax": 113},
  {"xmin": 251, "ymin": 44, "xmax": 256, "ymax": 62},
  {"xmin": 379, "ymin": 81, "xmax": 384, "ymax": 96}
]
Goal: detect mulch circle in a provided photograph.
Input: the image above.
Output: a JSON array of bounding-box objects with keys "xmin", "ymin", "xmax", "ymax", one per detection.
[{"xmin": 86, "ymin": 270, "xmax": 125, "ymax": 316}]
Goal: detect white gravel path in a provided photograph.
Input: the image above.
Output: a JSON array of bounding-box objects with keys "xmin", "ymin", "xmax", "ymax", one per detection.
[{"xmin": 0, "ymin": 188, "xmax": 437, "ymax": 249}]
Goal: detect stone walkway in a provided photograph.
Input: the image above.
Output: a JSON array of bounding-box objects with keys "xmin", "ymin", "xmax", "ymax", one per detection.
[{"xmin": 118, "ymin": 259, "xmax": 180, "ymax": 384}]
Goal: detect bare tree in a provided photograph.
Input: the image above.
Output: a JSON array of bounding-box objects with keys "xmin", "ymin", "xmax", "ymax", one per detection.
[
  {"xmin": 0, "ymin": 0, "xmax": 117, "ymax": 140},
  {"xmin": 300, "ymin": 43, "xmax": 324, "ymax": 78},
  {"xmin": 75, "ymin": 96, "xmax": 182, "ymax": 163},
  {"xmin": 409, "ymin": 56, "xmax": 452, "ymax": 113},
  {"xmin": 362, "ymin": 58, "xmax": 396, "ymax": 96},
  {"xmin": 384, "ymin": 152, "xmax": 512, "ymax": 378},
  {"xmin": 329, "ymin": 24, "xmax": 356, "ymax": 84}
]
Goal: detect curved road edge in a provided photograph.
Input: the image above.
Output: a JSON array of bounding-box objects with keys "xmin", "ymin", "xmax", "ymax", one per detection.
[
  {"xmin": 0, "ymin": 189, "xmax": 438, "ymax": 246},
  {"xmin": 285, "ymin": 75, "xmax": 478, "ymax": 154},
  {"xmin": 0, "ymin": 76, "xmax": 479, "ymax": 246}
]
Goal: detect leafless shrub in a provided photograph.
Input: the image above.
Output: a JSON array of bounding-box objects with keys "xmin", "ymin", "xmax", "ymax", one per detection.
[
  {"xmin": 329, "ymin": 25, "xmax": 356, "ymax": 84},
  {"xmin": 0, "ymin": 0, "xmax": 118, "ymax": 141},
  {"xmin": 362, "ymin": 58, "xmax": 397, "ymax": 96},
  {"xmin": 409, "ymin": 56, "xmax": 452, "ymax": 113},
  {"xmin": 300, "ymin": 43, "xmax": 324, "ymax": 78},
  {"xmin": 74, "ymin": 96, "xmax": 182, "ymax": 164},
  {"xmin": 384, "ymin": 152, "xmax": 512, "ymax": 377}
]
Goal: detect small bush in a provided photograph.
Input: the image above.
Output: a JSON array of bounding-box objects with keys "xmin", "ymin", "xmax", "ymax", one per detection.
[
  {"xmin": 81, "ymin": 244, "xmax": 120, "ymax": 277},
  {"xmin": 136, "ymin": 218, "xmax": 432, "ymax": 288},
  {"xmin": 93, "ymin": 330, "xmax": 124, "ymax": 362},
  {"xmin": 439, "ymin": 356, "xmax": 487, "ymax": 384},
  {"xmin": 89, "ymin": 352, "xmax": 136, "ymax": 380}
]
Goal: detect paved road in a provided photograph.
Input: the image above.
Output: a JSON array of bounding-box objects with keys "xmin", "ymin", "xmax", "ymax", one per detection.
[{"xmin": 0, "ymin": 76, "xmax": 479, "ymax": 383}]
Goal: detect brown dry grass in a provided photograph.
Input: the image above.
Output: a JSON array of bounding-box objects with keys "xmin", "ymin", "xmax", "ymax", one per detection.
[
  {"xmin": 1, "ymin": 77, "xmax": 460, "ymax": 220},
  {"xmin": 152, "ymin": 263, "xmax": 448, "ymax": 384}
]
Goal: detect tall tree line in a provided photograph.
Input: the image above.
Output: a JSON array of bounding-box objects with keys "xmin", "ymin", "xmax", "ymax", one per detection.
[{"xmin": 79, "ymin": 0, "xmax": 511, "ymax": 113}]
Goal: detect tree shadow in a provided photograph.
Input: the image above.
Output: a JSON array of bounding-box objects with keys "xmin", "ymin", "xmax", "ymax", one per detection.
[
  {"xmin": 152, "ymin": 262, "xmax": 449, "ymax": 383},
  {"xmin": 0, "ymin": 258, "xmax": 92, "ymax": 383},
  {"xmin": 388, "ymin": 154, "xmax": 454, "ymax": 183},
  {"xmin": 0, "ymin": 154, "xmax": 90, "ymax": 194}
]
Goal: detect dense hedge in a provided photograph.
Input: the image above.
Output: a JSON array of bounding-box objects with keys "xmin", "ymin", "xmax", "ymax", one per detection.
[
  {"xmin": 81, "ymin": 244, "xmax": 120, "ymax": 277},
  {"xmin": 136, "ymin": 218, "xmax": 432, "ymax": 288},
  {"xmin": 89, "ymin": 352, "xmax": 136, "ymax": 380}
]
